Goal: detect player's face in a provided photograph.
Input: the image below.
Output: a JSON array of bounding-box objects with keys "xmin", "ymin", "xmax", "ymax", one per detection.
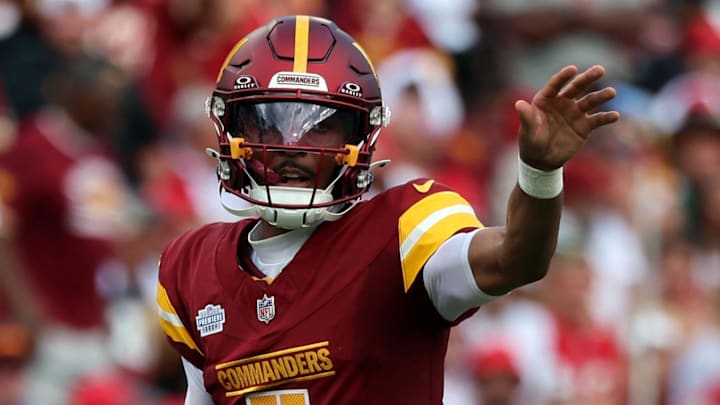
[{"xmin": 235, "ymin": 102, "xmax": 358, "ymax": 188}]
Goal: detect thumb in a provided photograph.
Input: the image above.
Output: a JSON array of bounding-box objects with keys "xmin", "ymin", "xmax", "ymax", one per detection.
[{"xmin": 514, "ymin": 100, "xmax": 534, "ymax": 132}]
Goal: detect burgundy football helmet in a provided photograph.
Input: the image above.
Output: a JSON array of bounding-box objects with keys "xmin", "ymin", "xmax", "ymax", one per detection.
[{"xmin": 206, "ymin": 15, "xmax": 390, "ymax": 229}]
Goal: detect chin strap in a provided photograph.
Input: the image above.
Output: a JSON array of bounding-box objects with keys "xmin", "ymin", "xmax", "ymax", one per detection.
[
  {"xmin": 208, "ymin": 146, "xmax": 392, "ymax": 228},
  {"xmin": 370, "ymin": 159, "xmax": 391, "ymax": 169},
  {"xmin": 217, "ymin": 183, "xmax": 257, "ymax": 216},
  {"xmin": 216, "ymin": 183, "xmax": 351, "ymax": 229}
]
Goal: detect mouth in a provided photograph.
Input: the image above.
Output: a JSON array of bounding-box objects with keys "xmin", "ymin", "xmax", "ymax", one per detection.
[{"xmin": 276, "ymin": 168, "xmax": 314, "ymax": 187}]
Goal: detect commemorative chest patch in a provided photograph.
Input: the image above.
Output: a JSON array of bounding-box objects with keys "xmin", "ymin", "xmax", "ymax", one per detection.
[
  {"xmin": 196, "ymin": 304, "xmax": 226, "ymax": 337},
  {"xmin": 257, "ymin": 294, "xmax": 276, "ymax": 324}
]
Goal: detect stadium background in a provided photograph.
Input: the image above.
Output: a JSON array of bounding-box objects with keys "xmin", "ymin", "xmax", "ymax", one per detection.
[{"xmin": 0, "ymin": 0, "xmax": 719, "ymax": 403}]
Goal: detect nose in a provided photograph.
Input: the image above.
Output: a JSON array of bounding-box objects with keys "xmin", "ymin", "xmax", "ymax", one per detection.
[{"xmin": 278, "ymin": 146, "xmax": 307, "ymax": 157}]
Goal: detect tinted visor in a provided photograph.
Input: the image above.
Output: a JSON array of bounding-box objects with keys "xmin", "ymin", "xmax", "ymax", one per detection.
[{"xmin": 233, "ymin": 102, "xmax": 359, "ymax": 148}]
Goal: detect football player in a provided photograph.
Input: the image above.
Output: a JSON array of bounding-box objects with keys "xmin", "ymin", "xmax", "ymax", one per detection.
[
  {"xmin": 156, "ymin": 15, "xmax": 619, "ymax": 404},
  {"xmin": 0, "ymin": 56, "xmax": 136, "ymax": 404}
]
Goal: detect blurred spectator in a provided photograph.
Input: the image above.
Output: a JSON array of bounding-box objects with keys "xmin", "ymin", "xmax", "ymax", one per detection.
[
  {"xmin": 0, "ymin": 55, "xmax": 138, "ymax": 404},
  {"xmin": 0, "ymin": 0, "xmax": 61, "ymax": 119},
  {"xmin": 629, "ymin": 238, "xmax": 720, "ymax": 405},
  {"xmin": 470, "ymin": 344, "xmax": 522, "ymax": 405},
  {"xmin": 95, "ymin": 0, "xmax": 269, "ymax": 133},
  {"xmin": 652, "ymin": 72, "xmax": 720, "ymax": 293},
  {"xmin": 539, "ymin": 253, "xmax": 629, "ymax": 404},
  {"xmin": 379, "ymin": 49, "xmax": 465, "ymax": 140},
  {"xmin": 0, "ymin": 0, "xmax": 157, "ymax": 185},
  {"xmin": 483, "ymin": 0, "xmax": 653, "ymax": 92},
  {"xmin": 329, "ymin": 0, "xmax": 432, "ymax": 64},
  {"xmin": 681, "ymin": 0, "xmax": 720, "ymax": 74},
  {"xmin": 456, "ymin": 250, "xmax": 630, "ymax": 405},
  {"xmin": 67, "ymin": 315, "xmax": 186, "ymax": 405},
  {"xmin": 139, "ymin": 82, "xmax": 240, "ymax": 226},
  {"xmin": 0, "ymin": 322, "xmax": 33, "ymax": 405},
  {"xmin": 631, "ymin": 2, "xmax": 687, "ymax": 93},
  {"xmin": 450, "ymin": 293, "xmax": 559, "ymax": 405},
  {"xmin": 369, "ymin": 48, "xmax": 498, "ymax": 214},
  {"xmin": 406, "ymin": 0, "xmax": 481, "ymax": 54},
  {"xmin": 581, "ymin": 150, "xmax": 652, "ymax": 328},
  {"xmin": 651, "ymin": 71, "xmax": 720, "ymax": 138}
]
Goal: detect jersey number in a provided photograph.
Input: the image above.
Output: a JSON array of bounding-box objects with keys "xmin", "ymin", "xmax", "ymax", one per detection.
[{"xmin": 246, "ymin": 389, "xmax": 310, "ymax": 405}]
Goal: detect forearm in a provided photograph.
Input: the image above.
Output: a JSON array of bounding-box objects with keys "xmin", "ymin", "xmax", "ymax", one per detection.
[
  {"xmin": 468, "ymin": 184, "xmax": 561, "ymax": 295},
  {"xmin": 468, "ymin": 63, "xmax": 618, "ymax": 295},
  {"xmin": 502, "ymin": 185, "xmax": 561, "ymax": 281}
]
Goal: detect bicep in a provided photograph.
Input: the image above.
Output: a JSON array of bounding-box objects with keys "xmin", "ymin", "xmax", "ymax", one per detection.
[
  {"xmin": 423, "ymin": 229, "xmax": 503, "ymax": 322},
  {"xmin": 466, "ymin": 225, "xmax": 511, "ymax": 294}
]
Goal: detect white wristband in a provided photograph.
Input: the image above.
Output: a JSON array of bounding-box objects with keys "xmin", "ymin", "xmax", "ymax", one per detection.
[{"xmin": 518, "ymin": 156, "xmax": 563, "ymax": 199}]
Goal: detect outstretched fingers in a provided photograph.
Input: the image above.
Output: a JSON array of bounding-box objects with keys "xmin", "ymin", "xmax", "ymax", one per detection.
[
  {"xmin": 587, "ymin": 111, "xmax": 621, "ymax": 129},
  {"xmin": 577, "ymin": 86, "xmax": 617, "ymax": 112},
  {"xmin": 539, "ymin": 65, "xmax": 578, "ymax": 98},
  {"xmin": 578, "ymin": 84, "xmax": 619, "ymax": 129},
  {"xmin": 559, "ymin": 65, "xmax": 606, "ymax": 99}
]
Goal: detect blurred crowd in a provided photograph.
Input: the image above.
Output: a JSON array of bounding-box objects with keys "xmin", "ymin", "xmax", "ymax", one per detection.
[{"xmin": 0, "ymin": 0, "xmax": 718, "ymax": 404}]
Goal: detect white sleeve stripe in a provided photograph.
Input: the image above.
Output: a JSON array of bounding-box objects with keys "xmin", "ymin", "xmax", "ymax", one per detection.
[
  {"xmin": 399, "ymin": 204, "xmax": 476, "ymax": 261},
  {"xmin": 158, "ymin": 305, "xmax": 184, "ymax": 327}
]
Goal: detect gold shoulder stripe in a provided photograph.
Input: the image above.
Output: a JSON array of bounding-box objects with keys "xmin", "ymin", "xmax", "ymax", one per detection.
[
  {"xmin": 216, "ymin": 38, "xmax": 249, "ymax": 83},
  {"xmin": 399, "ymin": 191, "xmax": 483, "ymax": 292},
  {"xmin": 293, "ymin": 16, "xmax": 310, "ymax": 73},
  {"xmin": 156, "ymin": 283, "xmax": 203, "ymax": 355}
]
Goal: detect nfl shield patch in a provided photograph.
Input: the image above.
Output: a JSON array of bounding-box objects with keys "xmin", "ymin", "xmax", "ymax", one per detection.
[{"xmin": 256, "ymin": 294, "xmax": 276, "ymax": 324}]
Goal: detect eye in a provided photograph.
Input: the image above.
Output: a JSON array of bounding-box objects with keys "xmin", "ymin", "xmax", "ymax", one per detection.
[
  {"xmin": 311, "ymin": 120, "xmax": 331, "ymax": 133},
  {"xmin": 258, "ymin": 127, "xmax": 282, "ymax": 143}
]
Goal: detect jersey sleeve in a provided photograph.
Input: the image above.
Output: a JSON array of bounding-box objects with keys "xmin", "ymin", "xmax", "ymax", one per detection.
[
  {"xmin": 156, "ymin": 237, "xmax": 206, "ymax": 369},
  {"xmin": 423, "ymin": 229, "xmax": 503, "ymax": 322},
  {"xmin": 396, "ymin": 179, "xmax": 484, "ymax": 293}
]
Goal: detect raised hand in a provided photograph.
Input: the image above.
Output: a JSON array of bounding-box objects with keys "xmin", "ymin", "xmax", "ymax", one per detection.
[{"xmin": 514, "ymin": 65, "xmax": 620, "ymax": 171}]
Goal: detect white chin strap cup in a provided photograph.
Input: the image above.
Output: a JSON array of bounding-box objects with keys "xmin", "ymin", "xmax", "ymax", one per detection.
[
  {"xmin": 214, "ymin": 157, "xmax": 391, "ymax": 229},
  {"xmin": 218, "ymin": 184, "xmax": 351, "ymax": 229}
]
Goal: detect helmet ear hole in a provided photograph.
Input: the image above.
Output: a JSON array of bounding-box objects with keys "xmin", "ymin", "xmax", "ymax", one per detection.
[
  {"xmin": 336, "ymin": 168, "xmax": 373, "ymax": 199},
  {"xmin": 355, "ymin": 170, "xmax": 373, "ymax": 190}
]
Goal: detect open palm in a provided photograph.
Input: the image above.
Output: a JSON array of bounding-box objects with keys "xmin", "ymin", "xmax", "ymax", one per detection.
[{"xmin": 515, "ymin": 65, "xmax": 620, "ymax": 171}]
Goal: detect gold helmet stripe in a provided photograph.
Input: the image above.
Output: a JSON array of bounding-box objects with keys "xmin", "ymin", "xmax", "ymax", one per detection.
[
  {"xmin": 216, "ymin": 38, "xmax": 249, "ymax": 83},
  {"xmin": 352, "ymin": 42, "xmax": 377, "ymax": 80},
  {"xmin": 293, "ymin": 15, "xmax": 310, "ymax": 73}
]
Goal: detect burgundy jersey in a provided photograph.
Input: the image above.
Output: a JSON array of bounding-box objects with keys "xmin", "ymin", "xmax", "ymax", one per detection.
[
  {"xmin": 0, "ymin": 111, "xmax": 129, "ymax": 328},
  {"xmin": 157, "ymin": 179, "xmax": 483, "ymax": 404}
]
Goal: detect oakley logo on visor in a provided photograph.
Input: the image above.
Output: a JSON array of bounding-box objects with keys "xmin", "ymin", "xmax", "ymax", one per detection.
[{"xmin": 269, "ymin": 72, "xmax": 328, "ymax": 91}]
